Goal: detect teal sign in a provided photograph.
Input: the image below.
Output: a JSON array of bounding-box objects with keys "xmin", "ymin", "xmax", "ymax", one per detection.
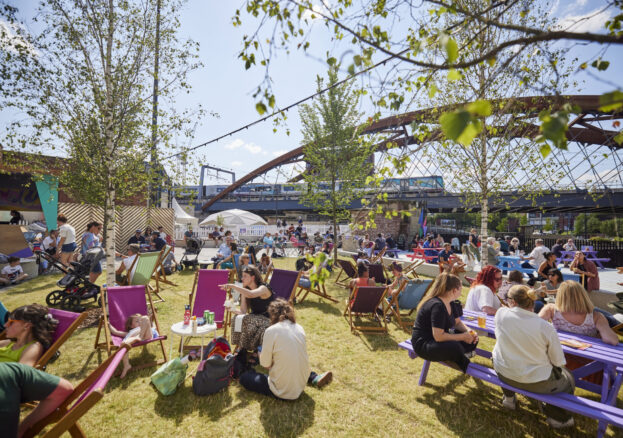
[{"xmin": 35, "ymin": 175, "xmax": 58, "ymax": 231}]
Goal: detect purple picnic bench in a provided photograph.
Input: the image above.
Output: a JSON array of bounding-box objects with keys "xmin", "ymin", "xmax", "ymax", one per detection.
[
  {"xmin": 558, "ymin": 249, "xmax": 611, "ymax": 269},
  {"xmin": 399, "ymin": 310, "xmax": 623, "ymax": 437}
]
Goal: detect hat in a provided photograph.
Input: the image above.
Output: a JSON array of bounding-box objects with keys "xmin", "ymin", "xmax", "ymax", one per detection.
[{"xmin": 135, "ymin": 229, "xmax": 142, "ymax": 233}]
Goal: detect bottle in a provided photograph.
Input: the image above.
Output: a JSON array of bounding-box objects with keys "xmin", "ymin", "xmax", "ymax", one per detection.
[
  {"xmin": 183, "ymin": 305, "xmax": 191, "ymax": 326},
  {"xmin": 191, "ymin": 316, "xmax": 197, "ymax": 335}
]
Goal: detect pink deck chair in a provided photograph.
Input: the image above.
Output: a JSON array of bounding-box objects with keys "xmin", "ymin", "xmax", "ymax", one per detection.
[
  {"xmin": 35, "ymin": 308, "xmax": 87, "ymax": 370},
  {"xmin": 94, "ymin": 285, "xmax": 167, "ymax": 371},
  {"xmin": 189, "ymin": 269, "xmax": 230, "ymax": 337},
  {"xmin": 23, "ymin": 346, "xmax": 129, "ymax": 438},
  {"xmin": 343, "ymin": 286, "xmax": 388, "ymax": 334},
  {"xmin": 268, "ymin": 268, "xmax": 302, "ymax": 302}
]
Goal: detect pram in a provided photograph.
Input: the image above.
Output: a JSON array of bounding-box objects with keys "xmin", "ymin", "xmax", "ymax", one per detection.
[
  {"xmin": 180, "ymin": 237, "xmax": 202, "ymax": 270},
  {"xmin": 45, "ymin": 247, "xmax": 105, "ymax": 312}
]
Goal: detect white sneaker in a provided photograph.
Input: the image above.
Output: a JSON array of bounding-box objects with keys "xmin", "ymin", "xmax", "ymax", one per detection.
[
  {"xmin": 547, "ymin": 417, "xmax": 574, "ymax": 429},
  {"xmin": 502, "ymin": 395, "xmax": 516, "ymax": 410},
  {"xmin": 464, "ymin": 350, "xmax": 476, "ymax": 359}
]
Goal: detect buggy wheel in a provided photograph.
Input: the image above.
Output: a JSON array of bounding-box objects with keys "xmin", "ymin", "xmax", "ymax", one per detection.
[
  {"xmin": 46, "ymin": 290, "xmax": 65, "ymax": 307},
  {"xmin": 60, "ymin": 295, "xmax": 81, "ymax": 311}
]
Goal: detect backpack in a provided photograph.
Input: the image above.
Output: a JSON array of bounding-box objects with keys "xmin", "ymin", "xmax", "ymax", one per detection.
[
  {"xmin": 192, "ymin": 337, "xmax": 235, "ymax": 396},
  {"xmin": 151, "ymin": 357, "xmax": 188, "ymax": 396}
]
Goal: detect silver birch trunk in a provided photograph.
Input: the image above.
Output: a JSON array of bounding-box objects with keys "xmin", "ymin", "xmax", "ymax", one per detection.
[{"xmin": 104, "ymin": 0, "xmax": 116, "ymax": 286}]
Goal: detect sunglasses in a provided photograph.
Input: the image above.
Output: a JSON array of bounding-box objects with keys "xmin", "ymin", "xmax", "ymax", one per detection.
[
  {"xmin": 548, "ymin": 274, "xmax": 556, "ymax": 277},
  {"xmin": 494, "ymin": 277, "xmax": 503, "ymax": 281},
  {"xmin": 6, "ymin": 318, "xmax": 23, "ymax": 326}
]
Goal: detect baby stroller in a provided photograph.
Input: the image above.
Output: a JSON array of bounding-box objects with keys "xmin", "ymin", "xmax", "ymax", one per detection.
[
  {"xmin": 181, "ymin": 237, "xmax": 202, "ymax": 270},
  {"xmin": 45, "ymin": 247, "xmax": 105, "ymax": 312}
]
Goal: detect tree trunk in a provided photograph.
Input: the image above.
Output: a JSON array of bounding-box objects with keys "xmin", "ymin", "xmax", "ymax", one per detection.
[
  {"xmin": 480, "ymin": 197, "xmax": 489, "ymax": 266},
  {"xmin": 104, "ymin": 0, "xmax": 116, "ymax": 286},
  {"xmin": 333, "ymin": 214, "xmax": 338, "ymax": 263}
]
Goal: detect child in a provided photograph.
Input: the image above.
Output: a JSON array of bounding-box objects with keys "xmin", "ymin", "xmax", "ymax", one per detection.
[
  {"xmin": 109, "ymin": 313, "xmax": 159, "ymax": 378},
  {"xmin": 237, "ymin": 253, "xmax": 250, "ymax": 281},
  {"xmin": 0, "ymin": 257, "xmax": 28, "ymax": 286},
  {"xmin": 461, "ymin": 243, "xmax": 475, "ymax": 271}
]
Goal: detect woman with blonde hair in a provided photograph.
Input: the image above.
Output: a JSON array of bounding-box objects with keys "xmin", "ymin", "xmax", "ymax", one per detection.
[
  {"xmin": 411, "ymin": 273, "xmax": 478, "ymax": 373},
  {"xmin": 493, "ymin": 285, "xmax": 575, "ymax": 429}
]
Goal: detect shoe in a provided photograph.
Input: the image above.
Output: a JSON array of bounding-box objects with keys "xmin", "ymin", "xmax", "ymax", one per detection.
[
  {"xmin": 502, "ymin": 395, "xmax": 516, "ymax": 410},
  {"xmin": 465, "ymin": 350, "xmax": 476, "ymax": 359},
  {"xmin": 546, "ymin": 417, "xmax": 574, "ymax": 429},
  {"xmin": 312, "ymin": 371, "xmax": 333, "ymax": 388}
]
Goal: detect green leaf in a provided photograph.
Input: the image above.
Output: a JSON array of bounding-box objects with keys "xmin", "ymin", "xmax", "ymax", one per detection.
[
  {"xmin": 591, "ymin": 59, "xmax": 610, "ymax": 71},
  {"xmin": 428, "ymin": 83, "xmax": 438, "ymax": 98},
  {"xmin": 487, "ymin": 57, "xmax": 496, "ymax": 67},
  {"xmin": 268, "ymin": 94, "xmax": 275, "ymax": 109},
  {"xmin": 327, "ymin": 56, "xmax": 337, "ymax": 66},
  {"xmin": 540, "ymin": 143, "xmax": 551, "ymax": 158},
  {"xmin": 615, "ymin": 132, "xmax": 623, "ymax": 145},
  {"xmin": 255, "ymin": 102, "xmax": 267, "ymax": 115},
  {"xmin": 599, "ymin": 91, "xmax": 623, "ymax": 112},
  {"xmin": 457, "ymin": 119, "xmax": 482, "ymax": 146},
  {"xmin": 439, "ymin": 110, "xmax": 470, "ymax": 141},
  {"xmin": 447, "ymin": 69, "xmax": 461, "ymax": 81},
  {"xmin": 467, "ymin": 100, "xmax": 492, "ymax": 117},
  {"xmin": 444, "ymin": 36, "xmax": 458, "ymax": 64}
]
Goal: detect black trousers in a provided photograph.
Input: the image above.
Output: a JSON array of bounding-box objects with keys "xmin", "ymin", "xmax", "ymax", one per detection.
[{"xmin": 412, "ymin": 338, "xmax": 478, "ymax": 372}]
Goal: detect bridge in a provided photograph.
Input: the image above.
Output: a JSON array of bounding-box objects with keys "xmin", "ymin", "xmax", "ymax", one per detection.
[{"xmin": 198, "ymin": 95, "xmax": 623, "ymax": 215}]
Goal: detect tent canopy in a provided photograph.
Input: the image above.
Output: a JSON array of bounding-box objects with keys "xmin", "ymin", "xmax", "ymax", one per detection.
[
  {"xmin": 199, "ymin": 209, "xmax": 267, "ymax": 227},
  {"xmin": 172, "ymin": 198, "xmax": 198, "ymax": 228}
]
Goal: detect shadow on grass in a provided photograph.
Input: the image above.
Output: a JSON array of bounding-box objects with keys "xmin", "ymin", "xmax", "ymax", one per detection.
[
  {"xmin": 257, "ymin": 391, "xmax": 315, "ymax": 438},
  {"xmin": 296, "ymin": 299, "xmax": 342, "ymax": 316}
]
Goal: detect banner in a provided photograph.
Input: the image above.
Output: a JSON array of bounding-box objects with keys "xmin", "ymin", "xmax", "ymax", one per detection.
[{"xmin": 35, "ymin": 175, "xmax": 59, "ymax": 231}]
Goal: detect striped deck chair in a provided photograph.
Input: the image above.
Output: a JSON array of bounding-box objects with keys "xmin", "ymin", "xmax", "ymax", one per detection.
[
  {"xmin": 23, "ymin": 346, "xmax": 129, "ymax": 438},
  {"xmin": 189, "ymin": 269, "xmax": 230, "ymax": 337},
  {"xmin": 343, "ymin": 286, "xmax": 388, "ymax": 334},
  {"xmin": 335, "ymin": 259, "xmax": 357, "ymax": 288},
  {"xmin": 384, "ymin": 278, "xmax": 433, "ymax": 332},
  {"xmin": 268, "ymin": 269, "xmax": 302, "ymax": 302},
  {"xmin": 368, "ymin": 263, "xmax": 389, "ymax": 285},
  {"xmin": 154, "ymin": 244, "xmax": 176, "ymax": 286},
  {"xmin": 35, "ymin": 308, "xmax": 87, "ymax": 370},
  {"xmin": 94, "ymin": 285, "xmax": 167, "ymax": 371},
  {"xmin": 227, "ymin": 253, "xmax": 241, "ymax": 283},
  {"xmin": 126, "ymin": 249, "xmax": 164, "ymax": 302}
]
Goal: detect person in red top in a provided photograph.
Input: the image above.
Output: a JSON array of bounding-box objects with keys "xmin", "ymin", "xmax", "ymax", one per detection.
[{"xmin": 350, "ymin": 263, "xmax": 376, "ymax": 290}]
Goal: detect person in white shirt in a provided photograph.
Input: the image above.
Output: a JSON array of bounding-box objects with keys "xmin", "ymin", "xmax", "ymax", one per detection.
[
  {"xmin": 0, "ymin": 257, "xmax": 28, "ymax": 285},
  {"xmin": 520, "ymin": 239, "xmax": 550, "ymax": 280},
  {"xmin": 115, "ymin": 244, "xmax": 139, "ymax": 284},
  {"xmin": 41, "ymin": 230, "xmax": 59, "ymax": 257},
  {"xmin": 157, "ymin": 226, "xmax": 167, "ymax": 241},
  {"xmin": 464, "ymin": 265, "xmax": 504, "ymax": 315},
  {"xmin": 55, "ymin": 214, "xmax": 76, "ymax": 267},
  {"xmin": 239, "ymin": 298, "xmax": 332, "ymax": 399},
  {"xmin": 492, "ymin": 285, "xmax": 575, "ymax": 429}
]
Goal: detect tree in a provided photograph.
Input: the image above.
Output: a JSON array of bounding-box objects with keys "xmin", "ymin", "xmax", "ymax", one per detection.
[
  {"xmin": 234, "ymin": 0, "xmax": 623, "ymax": 150},
  {"xmin": 496, "ymin": 217, "xmax": 509, "ymax": 233},
  {"xmin": 0, "ymin": 0, "xmax": 201, "ymax": 285},
  {"xmin": 543, "ymin": 218, "xmax": 554, "ymax": 233},
  {"xmin": 298, "ymin": 65, "xmax": 375, "ymax": 261}
]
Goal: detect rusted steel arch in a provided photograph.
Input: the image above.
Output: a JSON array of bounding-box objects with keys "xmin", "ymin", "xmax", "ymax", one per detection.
[{"xmin": 201, "ymin": 95, "xmax": 621, "ymax": 210}]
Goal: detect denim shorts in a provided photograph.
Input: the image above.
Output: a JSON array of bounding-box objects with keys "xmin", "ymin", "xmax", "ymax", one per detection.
[
  {"xmin": 61, "ymin": 242, "xmax": 77, "ymax": 253},
  {"xmin": 91, "ymin": 261, "xmax": 102, "ymax": 274}
]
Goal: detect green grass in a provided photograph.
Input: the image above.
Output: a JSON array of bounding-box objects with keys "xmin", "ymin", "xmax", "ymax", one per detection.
[{"xmin": 5, "ymin": 258, "xmax": 621, "ymax": 437}]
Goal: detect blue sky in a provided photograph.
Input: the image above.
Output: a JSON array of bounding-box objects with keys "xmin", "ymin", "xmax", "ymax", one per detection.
[{"xmin": 2, "ymin": 0, "xmax": 622, "ymax": 187}]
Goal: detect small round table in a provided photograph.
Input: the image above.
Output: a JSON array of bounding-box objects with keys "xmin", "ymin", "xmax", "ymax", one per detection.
[{"xmin": 169, "ymin": 321, "xmax": 217, "ymax": 359}]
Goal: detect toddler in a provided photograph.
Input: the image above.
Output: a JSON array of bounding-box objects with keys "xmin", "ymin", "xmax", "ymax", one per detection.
[
  {"xmin": 0, "ymin": 257, "xmax": 28, "ymax": 286},
  {"xmin": 109, "ymin": 313, "xmax": 159, "ymax": 378}
]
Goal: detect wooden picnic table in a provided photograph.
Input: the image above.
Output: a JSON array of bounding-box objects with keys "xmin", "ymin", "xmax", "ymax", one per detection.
[
  {"xmin": 462, "ymin": 309, "xmax": 623, "ymax": 434},
  {"xmin": 558, "ymin": 250, "xmax": 611, "ymax": 270},
  {"xmin": 406, "ymin": 247, "xmax": 443, "ymax": 262}
]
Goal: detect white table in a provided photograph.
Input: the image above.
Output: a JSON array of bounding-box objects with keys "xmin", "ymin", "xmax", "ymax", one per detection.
[{"xmin": 169, "ymin": 321, "xmax": 217, "ymax": 360}]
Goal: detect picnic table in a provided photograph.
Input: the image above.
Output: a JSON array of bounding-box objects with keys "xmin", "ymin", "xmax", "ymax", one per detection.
[
  {"xmin": 558, "ymin": 250, "xmax": 611, "ymax": 269},
  {"xmin": 374, "ymin": 248, "xmax": 400, "ymax": 258},
  {"xmin": 496, "ymin": 255, "xmax": 536, "ymax": 276},
  {"xmin": 406, "ymin": 247, "xmax": 443, "ymax": 263}
]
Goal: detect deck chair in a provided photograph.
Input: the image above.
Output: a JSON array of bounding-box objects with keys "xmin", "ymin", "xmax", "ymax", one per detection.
[
  {"xmin": 368, "ymin": 263, "xmax": 389, "ymax": 285},
  {"xmin": 384, "ymin": 278, "xmax": 433, "ymax": 332},
  {"xmin": 227, "ymin": 253, "xmax": 241, "ymax": 283},
  {"xmin": 94, "ymin": 285, "xmax": 167, "ymax": 371},
  {"xmin": 403, "ymin": 259, "xmax": 425, "ymax": 279},
  {"xmin": 126, "ymin": 249, "xmax": 164, "ymax": 302},
  {"xmin": 23, "ymin": 346, "xmax": 129, "ymax": 438},
  {"xmin": 35, "ymin": 309, "xmax": 87, "ymax": 371},
  {"xmin": 154, "ymin": 244, "xmax": 176, "ymax": 286},
  {"xmin": 189, "ymin": 269, "xmax": 230, "ymax": 337},
  {"xmin": 370, "ymin": 247, "xmax": 386, "ymax": 264},
  {"xmin": 268, "ymin": 269, "xmax": 302, "ymax": 302},
  {"xmin": 296, "ymin": 278, "xmax": 338, "ymax": 303},
  {"xmin": 343, "ymin": 286, "xmax": 388, "ymax": 334},
  {"xmin": 262, "ymin": 265, "xmax": 274, "ymax": 283},
  {"xmin": 335, "ymin": 259, "xmax": 357, "ymax": 288}
]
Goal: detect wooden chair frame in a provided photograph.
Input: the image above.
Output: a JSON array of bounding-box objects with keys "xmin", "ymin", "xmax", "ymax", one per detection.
[
  {"xmin": 94, "ymin": 286, "xmax": 167, "ymax": 371},
  {"xmin": 403, "ymin": 259, "xmax": 425, "ymax": 279},
  {"xmin": 36, "ymin": 311, "xmax": 87, "ymax": 370},
  {"xmin": 296, "ymin": 279, "xmax": 338, "ymax": 303},
  {"xmin": 383, "ymin": 278, "xmax": 433, "ymax": 332},
  {"xmin": 370, "ymin": 247, "xmax": 387, "ymax": 264},
  {"xmin": 153, "ymin": 244, "xmax": 176, "ymax": 286},
  {"xmin": 343, "ymin": 286, "xmax": 389, "ymax": 334},
  {"xmin": 125, "ymin": 248, "xmax": 165, "ymax": 302},
  {"xmin": 334, "ymin": 259, "xmax": 357, "ymax": 288}
]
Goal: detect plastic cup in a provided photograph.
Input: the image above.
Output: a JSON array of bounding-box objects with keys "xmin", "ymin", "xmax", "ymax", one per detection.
[{"xmin": 477, "ymin": 313, "xmax": 487, "ymax": 329}]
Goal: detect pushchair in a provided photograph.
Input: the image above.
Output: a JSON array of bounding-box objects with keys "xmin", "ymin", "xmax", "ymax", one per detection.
[
  {"xmin": 45, "ymin": 247, "xmax": 105, "ymax": 312},
  {"xmin": 180, "ymin": 237, "xmax": 202, "ymax": 270}
]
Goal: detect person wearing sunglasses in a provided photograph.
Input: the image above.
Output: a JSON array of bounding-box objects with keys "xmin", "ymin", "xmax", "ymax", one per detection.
[{"xmin": 0, "ymin": 304, "xmax": 58, "ymax": 366}]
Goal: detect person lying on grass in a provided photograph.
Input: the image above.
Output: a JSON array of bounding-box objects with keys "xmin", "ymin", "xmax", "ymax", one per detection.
[
  {"xmin": 0, "ymin": 304, "xmax": 58, "ymax": 366},
  {"xmin": 239, "ymin": 298, "xmax": 332, "ymax": 399},
  {"xmin": 109, "ymin": 313, "xmax": 159, "ymax": 378}
]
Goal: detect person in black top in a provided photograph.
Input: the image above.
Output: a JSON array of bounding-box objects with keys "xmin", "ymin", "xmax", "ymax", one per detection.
[
  {"xmin": 412, "ymin": 273, "xmax": 478, "ymax": 372},
  {"xmin": 128, "ymin": 229, "xmax": 146, "ymax": 245},
  {"xmin": 221, "ymin": 266, "xmax": 275, "ymax": 352},
  {"xmin": 9, "ymin": 210, "xmax": 23, "ymax": 225},
  {"xmin": 551, "ymin": 239, "xmax": 564, "ymax": 260},
  {"xmin": 374, "ymin": 233, "xmax": 386, "ymax": 251},
  {"xmin": 437, "ymin": 242, "xmax": 453, "ymax": 273},
  {"xmin": 151, "ymin": 231, "xmax": 166, "ymax": 251}
]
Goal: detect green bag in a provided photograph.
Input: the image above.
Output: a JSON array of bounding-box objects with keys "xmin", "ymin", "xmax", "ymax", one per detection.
[{"xmin": 150, "ymin": 357, "xmax": 188, "ymax": 396}]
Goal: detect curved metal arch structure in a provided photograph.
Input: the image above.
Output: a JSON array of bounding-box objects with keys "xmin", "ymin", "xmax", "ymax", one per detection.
[{"xmin": 202, "ymin": 95, "xmax": 622, "ymax": 210}]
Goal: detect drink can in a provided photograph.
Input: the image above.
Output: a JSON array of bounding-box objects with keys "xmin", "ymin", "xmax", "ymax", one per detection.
[
  {"xmin": 203, "ymin": 310, "xmax": 210, "ymax": 321},
  {"xmin": 208, "ymin": 311, "xmax": 214, "ymax": 324}
]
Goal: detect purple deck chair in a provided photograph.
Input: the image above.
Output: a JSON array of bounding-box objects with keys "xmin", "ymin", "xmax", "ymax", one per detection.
[
  {"xmin": 23, "ymin": 347, "xmax": 128, "ymax": 438},
  {"xmin": 368, "ymin": 263, "xmax": 388, "ymax": 285},
  {"xmin": 268, "ymin": 269, "xmax": 302, "ymax": 302},
  {"xmin": 335, "ymin": 259, "xmax": 357, "ymax": 287},
  {"xmin": 95, "ymin": 285, "xmax": 167, "ymax": 370},
  {"xmin": 343, "ymin": 286, "xmax": 388, "ymax": 334},
  {"xmin": 190, "ymin": 269, "xmax": 230, "ymax": 328},
  {"xmin": 34, "ymin": 308, "xmax": 87, "ymax": 370}
]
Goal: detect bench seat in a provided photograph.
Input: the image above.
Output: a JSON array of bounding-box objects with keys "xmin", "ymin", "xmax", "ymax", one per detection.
[{"xmin": 398, "ymin": 340, "xmax": 623, "ymax": 436}]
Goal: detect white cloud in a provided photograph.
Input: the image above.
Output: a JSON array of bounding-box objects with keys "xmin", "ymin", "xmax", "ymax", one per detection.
[
  {"xmin": 223, "ymin": 138, "xmax": 263, "ymax": 154},
  {"xmin": 230, "ymin": 161, "xmax": 243, "ymax": 167},
  {"xmin": 556, "ymin": 8, "xmax": 612, "ymax": 33}
]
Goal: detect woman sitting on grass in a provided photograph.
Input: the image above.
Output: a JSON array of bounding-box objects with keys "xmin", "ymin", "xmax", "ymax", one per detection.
[
  {"xmin": 493, "ymin": 285, "xmax": 575, "ymax": 429},
  {"xmin": 239, "ymin": 298, "xmax": 332, "ymax": 399},
  {"xmin": 411, "ymin": 273, "xmax": 478, "ymax": 373},
  {"xmin": 220, "ymin": 266, "xmax": 275, "ymax": 357},
  {"xmin": 0, "ymin": 304, "xmax": 58, "ymax": 366},
  {"xmin": 109, "ymin": 313, "xmax": 160, "ymax": 378}
]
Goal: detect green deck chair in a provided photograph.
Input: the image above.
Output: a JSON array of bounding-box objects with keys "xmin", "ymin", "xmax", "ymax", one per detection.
[{"xmin": 127, "ymin": 250, "xmax": 164, "ymax": 302}]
